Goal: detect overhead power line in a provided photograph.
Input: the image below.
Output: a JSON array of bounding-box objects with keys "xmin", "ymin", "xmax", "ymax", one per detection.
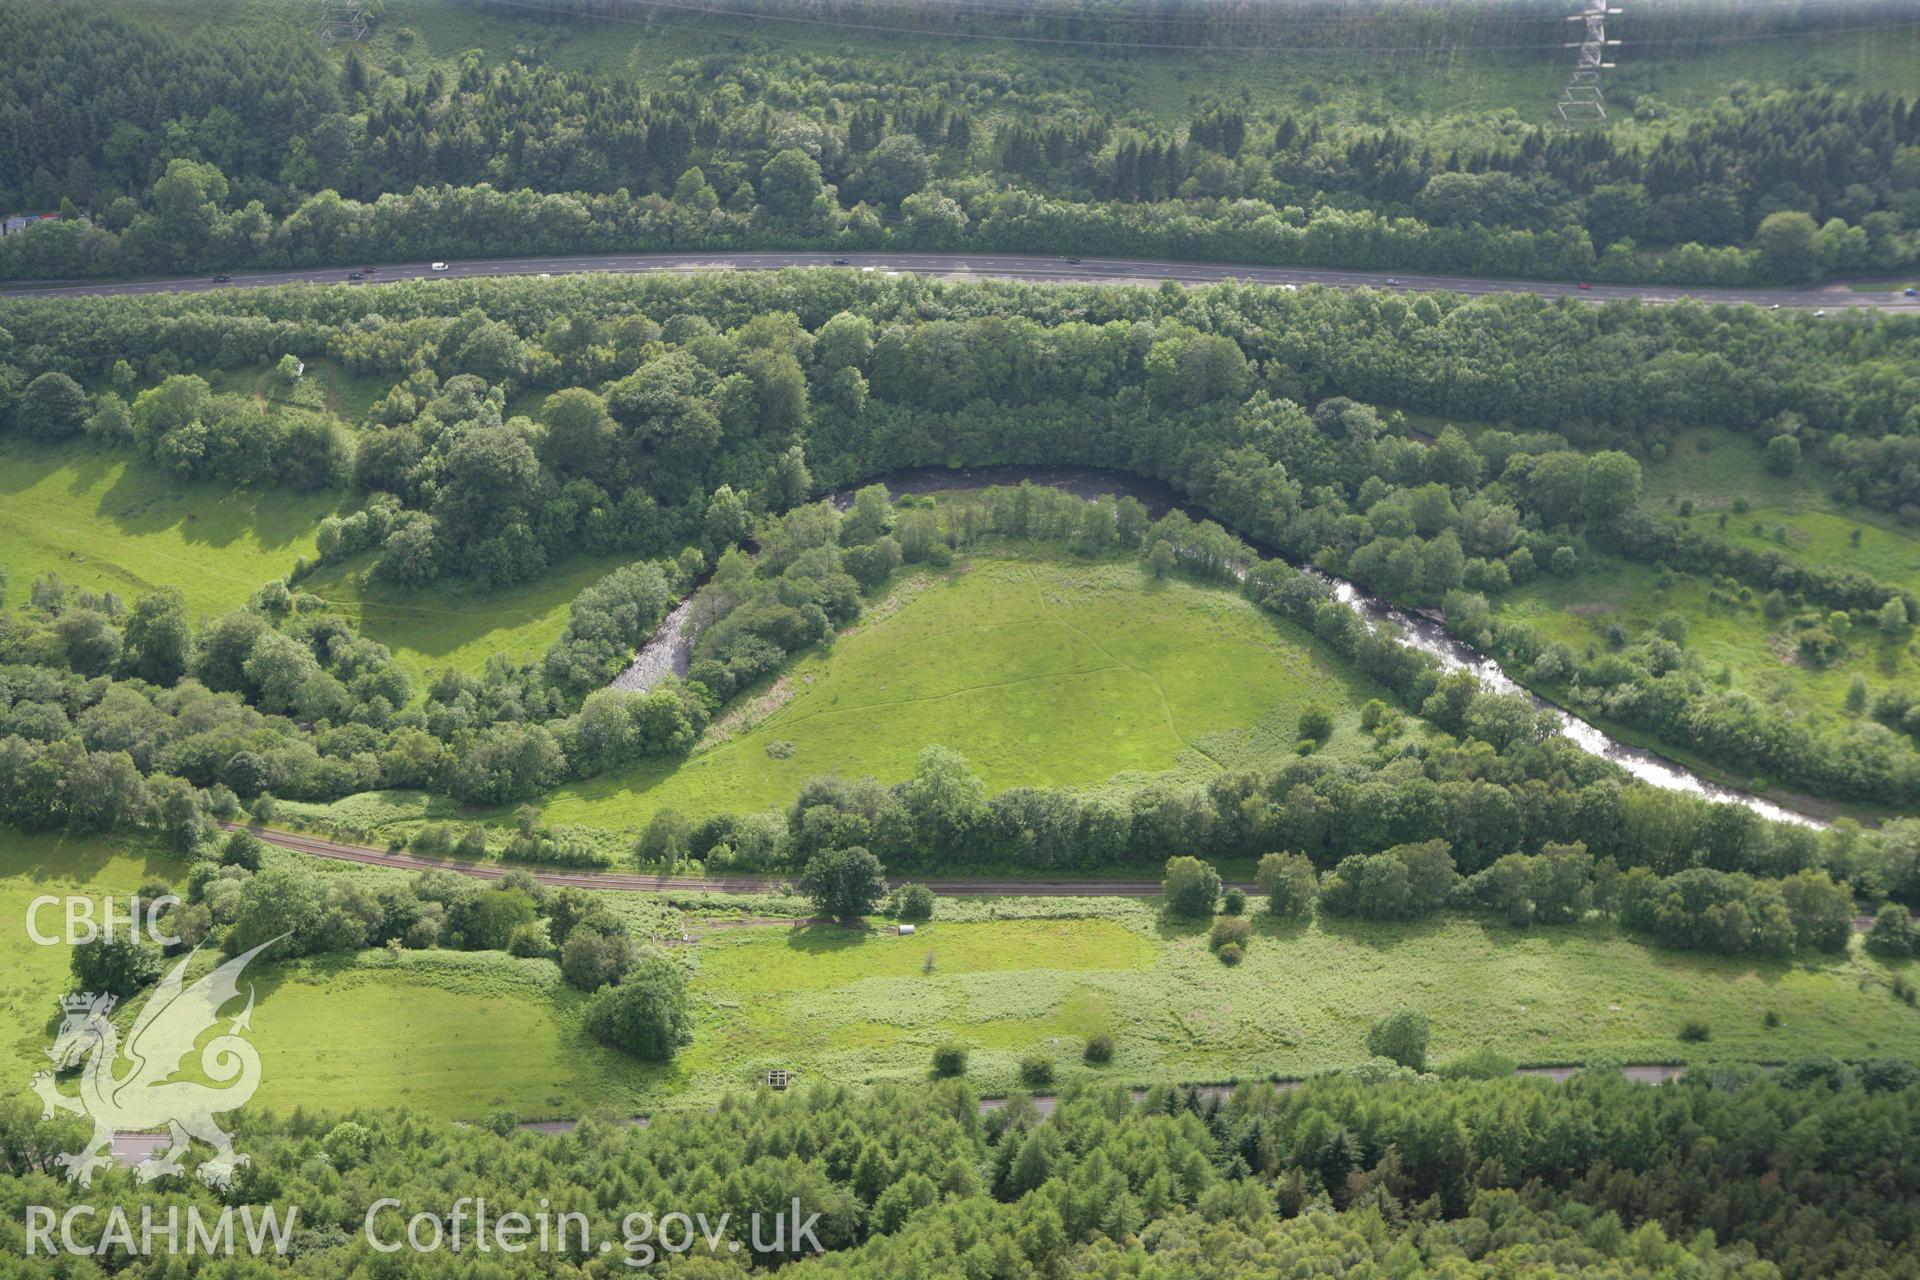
[
  {"xmin": 458, "ymin": 0, "xmax": 1918, "ymax": 56},
  {"xmin": 711, "ymin": 0, "xmax": 1572, "ymax": 29}
]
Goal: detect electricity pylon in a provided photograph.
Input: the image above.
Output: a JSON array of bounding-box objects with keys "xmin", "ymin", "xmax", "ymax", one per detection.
[
  {"xmin": 1558, "ymin": 1, "xmax": 1620, "ymax": 124},
  {"xmin": 318, "ymin": 0, "xmax": 368, "ymax": 43}
]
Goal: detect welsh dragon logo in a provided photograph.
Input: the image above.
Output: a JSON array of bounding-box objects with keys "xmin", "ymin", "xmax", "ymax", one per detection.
[{"xmin": 33, "ymin": 940, "xmax": 277, "ymax": 1188}]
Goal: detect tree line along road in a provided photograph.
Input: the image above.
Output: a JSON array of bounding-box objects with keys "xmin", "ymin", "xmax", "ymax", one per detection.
[{"xmin": 7, "ymin": 251, "xmax": 1918, "ymax": 309}]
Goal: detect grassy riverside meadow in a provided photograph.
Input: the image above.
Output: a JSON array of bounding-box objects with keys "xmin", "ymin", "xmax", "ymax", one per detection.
[
  {"xmin": 550, "ymin": 548, "xmax": 1385, "ymax": 830},
  {"xmin": 1638, "ymin": 426, "xmax": 1920, "ymax": 597},
  {"xmin": 3, "ymin": 270, "xmax": 1918, "ymax": 828},
  {"xmin": 33, "ymin": 392, "xmax": 1918, "ymax": 834},
  {"xmin": 1490, "ymin": 424, "xmax": 1920, "ymax": 804},
  {"xmin": 272, "ymin": 542, "xmax": 1402, "ymax": 843},
  {"xmin": 6, "ymin": 830, "xmax": 1919, "ymax": 1120},
  {"xmin": 4, "ymin": 350, "xmax": 638, "ymax": 683},
  {"xmin": 1500, "ymin": 567, "xmax": 1920, "ymax": 769},
  {"xmin": 0, "ymin": 435, "xmax": 630, "ymax": 689},
  {"xmin": 57, "ymin": 387, "xmax": 1915, "ymax": 807}
]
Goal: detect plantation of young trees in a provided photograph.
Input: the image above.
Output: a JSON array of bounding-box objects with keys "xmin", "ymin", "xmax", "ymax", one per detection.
[{"xmin": 5, "ymin": 1067, "xmax": 1920, "ymax": 1276}]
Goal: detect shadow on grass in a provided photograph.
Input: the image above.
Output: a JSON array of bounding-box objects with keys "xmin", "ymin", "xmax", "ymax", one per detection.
[
  {"xmin": 1457, "ymin": 915, "xmax": 1620, "ymax": 951},
  {"xmin": 1252, "ymin": 914, "xmax": 1313, "ymax": 943},
  {"xmin": 1631, "ymin": 938, "xmax": 1807, "ymax": 988},
  {"xmin": 1456, "ymin": 913, "xmax": 1821, "ymax": 990},
  {"xmin": 98, "ymin": 452, "xmax": 342, "ymax": 554},
  {"xmin": 782, "ymin": 921, "xmax": 875, "ymax": 955},
  {"xmin": 304, "ymin": 550, "xmax": 632, "ymax": 667},
  {"xmin": 0, "ymin": 831, "xmax": 190, "ymax": 889},
  {"xmin": 1150, "ymin": 914, "xmax": 1212, "ymax": 942},
  {"xmin": 1312, "ymin": 913, "xmax": 1455, "ymax": 951},
  {"xmin": 0, "ymin": 439, "xmax": 90, "ymax": 498},
  {"xmin": 1871, "ymin": 634, "xmax": 1910, "ymax": 679},
  {"xmin": 53, "ymin": 445, "xmax": 122, "ymax": 503},
  {"xmin": 0, "ymin": 440, "xmax": 345, "ymax": 559}
]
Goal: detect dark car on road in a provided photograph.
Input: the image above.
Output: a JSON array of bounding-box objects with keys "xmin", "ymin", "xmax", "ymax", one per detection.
[
  {"xmin": 212, "ymin": 274, "xmax": 232, "ymax": 283},
  {"xmin": 831, "ymin": 257, "xmax": 850, "ymax": 265}
]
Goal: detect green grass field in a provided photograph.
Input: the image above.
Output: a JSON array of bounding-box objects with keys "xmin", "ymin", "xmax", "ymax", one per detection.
[
  {"xmin": 0, "ymin": 832, "xmax": 189, "ymax": 1098},
  {"xmin": 183, "ymin": 356, "xmax": 390, "ymax": 426},
  {"xmin": 1640, "ymin": 427, "xmax": 1920, "ymax": 597},
  {"xmin": 538, "ymin": 551, "xmax": 1397, "ymax": 830},
  {"xmin": 237, "ymin": 948, "xmax": 658, "ymax": 1119},
  {"xmin": 0, "ymin": 437, "xmax": 640, "ymax": 690},
  {"xmin": 7, "ymin": 831, "xmax": 1915, "ymax": 1120},
  {"xmin": 300, "ymin": 550, "xmax": 635, "ymax": 689},
  {"xmin": 1683, "ymin": 505, "xmax": 1920, "ymax": 598},
  {"xmin": 1495, "ymin": 557, "xmax": 1920, "ymax": 743},
  {"xmin": 1479, "ymin": 425, "xmax": 1920, "ymax": 797},
  {"xmin": 1644, "ymin": 426, "xmax": 1837, "ymax": 510},
  {"xmin": 0, "ymin": 440, "xmax": 338, "ymax": 620},
  {"xmin": 680, "ymin": 909, "xmax": 1920, "ymax": 1101},
  {"xmin": 0, "ymin": 830, "xmax": 669, "ymax": 1121}
]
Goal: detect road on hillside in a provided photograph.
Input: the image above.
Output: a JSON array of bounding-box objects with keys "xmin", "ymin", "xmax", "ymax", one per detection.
[{"xmin": 7, "ymin": 251, "xmax": 1916, "ymax": 310}]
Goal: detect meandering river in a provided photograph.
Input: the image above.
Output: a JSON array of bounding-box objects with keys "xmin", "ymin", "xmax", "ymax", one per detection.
[{"xmin": 608, "ymin": 464, "xmax": 1823, "ymax": 829}]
